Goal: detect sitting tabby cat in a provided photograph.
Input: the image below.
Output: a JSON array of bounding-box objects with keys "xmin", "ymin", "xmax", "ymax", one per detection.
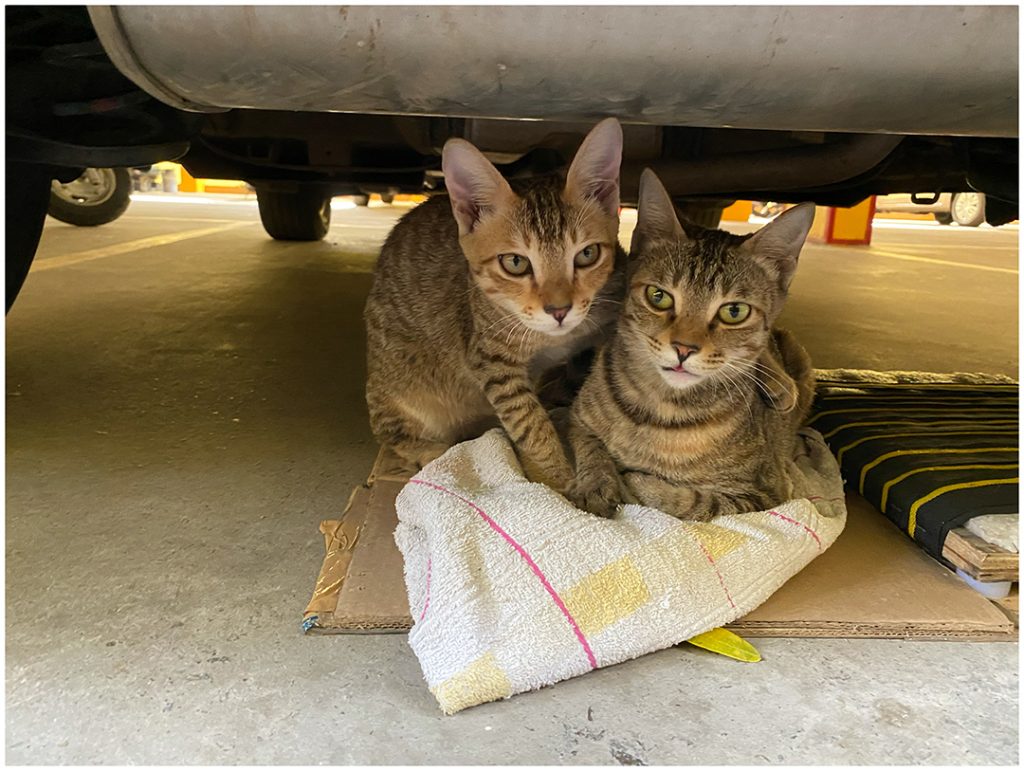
[
  {"xmin": 365, "ymin": 118, "xmax": 625, "ymax": 490},
  {"xmin": 567, "ymin": 169, "xmax": 816, "ymax": 520}
]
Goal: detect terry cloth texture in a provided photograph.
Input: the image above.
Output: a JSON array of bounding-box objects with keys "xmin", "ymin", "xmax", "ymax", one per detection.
[
  {"xmin": 810, "ymin": 376, "xmax": 1018, "ymax": 560},
  {"xmin": 393, "ymin": 427, "xmax": 846, "ymax": 714}
]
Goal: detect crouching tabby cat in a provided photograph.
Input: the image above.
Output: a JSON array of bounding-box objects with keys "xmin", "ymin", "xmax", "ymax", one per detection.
[
  {"xmin": 365, "ymin": 118, "xmax": 625, "ymax": 491},
  {"xmin": 568, "ymin": 169, "xmax": 816, "ymax": 520}
]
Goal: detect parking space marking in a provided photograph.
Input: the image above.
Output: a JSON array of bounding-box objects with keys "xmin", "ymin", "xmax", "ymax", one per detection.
[
  {"xmin": 117, "ymin": 216, "xmax": 244, "ymax": 224},
  {"xmin": 329, "ymin": 222, "xmax": 395, "ymax": 230},
  {"xmin": 866, "ymin": 248, "xmax": 1018, "ymax": 275},
  {"xmin": 877, "ymin": 241, "xmax": 1018, "ymax": 251},
  {"xmin": 32, "ymin": 222, "xmax": 253, "ymax": 272}
]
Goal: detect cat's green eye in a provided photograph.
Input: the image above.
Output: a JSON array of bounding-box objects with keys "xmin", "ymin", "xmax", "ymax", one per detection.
[
  {"xmin": 498, "ymin": 253, "xmax": 532, "ymax": 276},
  {"xmin": 574, "ymin": 244, "xmax": 601, "ymax": 268},
  {"xmin": 718, "ymin": 302, "xmax": 751, "ymax": 324},
  {"xmin": 645, "ymin": 285, "xmax": 674, "ymax": 311}
]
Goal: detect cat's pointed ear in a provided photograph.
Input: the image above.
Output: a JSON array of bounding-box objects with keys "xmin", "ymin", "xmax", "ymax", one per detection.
[
  {"xmin": 565, "ymin": 117, "xmax": 623, "ymax": 216},
  {"xmin": 442, "ymin": 138, "xmax": 515, "ymax": 236},
  {"xmin": 739, "ymin": 202, "xmax": 815, "ymax": 291},
  {"xmin": 631, "ymin": 168, "xmax": 684, "ymax": 252}
]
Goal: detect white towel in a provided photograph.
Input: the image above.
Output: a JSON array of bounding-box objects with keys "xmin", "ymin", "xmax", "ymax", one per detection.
[{"xmin": 394, "ymin": 427, "xmax": 846, "ymax": 714}]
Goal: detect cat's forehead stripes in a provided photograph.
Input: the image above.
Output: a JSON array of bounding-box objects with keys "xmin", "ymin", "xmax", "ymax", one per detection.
[
  {"xmin": 510, "ymin": 181, "xmax": 572, "ymax": 247},
  {"xmin": 673, "ymin": 228, "xmax": 745, "ymax": 287},
  {"xmin": 637, "ymin": 228, "xmax": 770, "ymax": 305}
]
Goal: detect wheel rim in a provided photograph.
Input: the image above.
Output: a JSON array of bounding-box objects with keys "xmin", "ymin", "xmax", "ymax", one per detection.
[
  {"xmin": 318, "ymin": 198, "xmax": 331, "ymax": 229},
  {"xmin": 952, "ymin": 193, "xmax": 982, "ymax": 223},
  {"xmin": 51, "ymin": 168, "xmax": 118, "ymax": 207}
]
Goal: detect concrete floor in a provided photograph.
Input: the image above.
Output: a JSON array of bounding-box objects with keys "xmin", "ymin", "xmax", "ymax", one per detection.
[{"xmin": 6, "ymin": 197, "xmax": 1019, "ymax": 764}]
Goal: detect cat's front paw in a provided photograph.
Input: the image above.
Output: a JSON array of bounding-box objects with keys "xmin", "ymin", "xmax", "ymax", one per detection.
[
  {"xmin": 567, "ymin": 478, "xmax": 623, "ymax": 518},
  {"xmin": 521, "ymin": 456, "xmax": 573, "ymax": 494},
  {"xmin": 622, "ymin": 472, "xmax": 687, "ymax": 514}
]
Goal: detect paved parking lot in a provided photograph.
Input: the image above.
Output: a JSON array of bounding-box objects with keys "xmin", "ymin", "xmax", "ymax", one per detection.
[{"xmin": 6, "ymin": 195, "xmax": 1018, "ymax": 764}]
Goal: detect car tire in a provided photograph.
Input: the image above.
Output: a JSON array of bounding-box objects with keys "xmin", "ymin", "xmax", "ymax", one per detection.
[
  {"xmin": 380, "ymin": 193, "xmax": 395, "ymax": 205},
  {"xmin": 950, "ymin": 192, "xmax": 985, "ymax": 227},
  {"xmin": 48, "ymin": 167, "xmax": 132, "ymax": 227},
  {"xmin": 933, "ymin": 212, "xmax": 954, "ymax": 225},
  {"xmin": 352, "ymin": 194, "xmax": 370, "ymax": 207},
  {"xmin": 7, "ymin": 162, "xmax": 52, "ymax": 312},
  {"xmin": 256, "ymin": 187, "xmax": 331, "ymax": 241}
]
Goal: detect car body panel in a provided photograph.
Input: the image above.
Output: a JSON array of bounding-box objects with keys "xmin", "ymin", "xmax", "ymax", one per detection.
[{"xmin": 90, "ymin": 5, "xmax": 1017, "ymax": 137}]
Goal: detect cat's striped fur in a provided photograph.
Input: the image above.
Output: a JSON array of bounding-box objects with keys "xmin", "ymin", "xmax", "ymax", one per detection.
[
  {"xmin": 568, "ymin": 170, "xmax": 815, "ymax": 520},
  {"xmin": 365, "ymin": 119, "xmax": 624, "ymax": 490}
]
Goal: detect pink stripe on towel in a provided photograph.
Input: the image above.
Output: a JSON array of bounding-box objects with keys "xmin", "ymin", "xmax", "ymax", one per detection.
[
  {"xmin": 687, "ymin": 531, "xmax": 737, "ymax": 609},
  {"xmin": 410, "ymin": 478, "xmax": 598, "ymax": 670},
  {"xmin": 768, "ymin": 510, "xmax": 823, "ymax": 549},
  {"xmin": 419, "ymin": 557, "xmax": 432, "ymax": 622}
]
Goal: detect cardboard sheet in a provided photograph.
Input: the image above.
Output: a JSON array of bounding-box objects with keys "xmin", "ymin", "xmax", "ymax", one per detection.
[{"xmin": 304, "ymin": 448, "xmax": 1015, "ymax": 641}]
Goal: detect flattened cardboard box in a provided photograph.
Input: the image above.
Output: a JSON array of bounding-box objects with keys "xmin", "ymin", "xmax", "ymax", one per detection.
[{"xmin": 304, "ymin": 447, "xmax": 1015, "ymax": 641}]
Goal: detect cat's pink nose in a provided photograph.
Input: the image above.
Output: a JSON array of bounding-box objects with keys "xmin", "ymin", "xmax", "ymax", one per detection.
[
  {"xmin": 672, "ymin": 342, "xmax": 700, "ymax": 361},
  {"xmin": 544, "ymin": 304, "xmax": 572, "ymax": 324}
]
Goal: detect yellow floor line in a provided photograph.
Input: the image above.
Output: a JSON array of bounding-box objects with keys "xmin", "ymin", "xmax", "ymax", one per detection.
[
  {"xmin": 111, "ymin": 216, "xmax": 243, "ymax": 224},
  {"xmin": 32, "ymin": 222, "xmax": 252, "ymax": 272},
  {"xmin": 866, "ymin": 248, "xmax": 1018, "ymax": 275},
  {"xmin": 878, "ymin": 241, "xmax": 1019, "ymax": 251}
]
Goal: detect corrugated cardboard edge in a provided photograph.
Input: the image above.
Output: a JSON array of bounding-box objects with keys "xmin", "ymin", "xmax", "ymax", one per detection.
[
  {"xmin": 303, "ymin": 468, "xmax": 1016, "ymax": 640},
  {"xmin": 302, "ymin": 485, "xmax": 368, "ymax": 633},
  {"xmin": 993, "ymin": 586, "xmax": 1019, "ymax": 627},
  {"xmin": 303, "ymin": 481, "xmax": 1015, "ymax": 643},
  {"xmin": 725, "ymin": 621, "xmax": 1016, "ymax": 641},
  {"xmin": 367, "ymin": 444, "xmax": 417, "ymax": 485}
]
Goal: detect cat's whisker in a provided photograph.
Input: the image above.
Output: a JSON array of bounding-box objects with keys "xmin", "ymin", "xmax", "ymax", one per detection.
[
  {"xmin": 716, "ymin": 367, "xmax": 756, "ymax": 426},
  {"xmin": 734, "ymin": 357, "xmax": 793, "ymax": 394},
  {"xmin": 517, "ymin": 324, "xmax": 532, "ymax": 357},
  {"xmin": 721, "ymin": 361, "xmax": 779, "ymax": 408},
  {"xmin": 744, "ymin": 361, "xmax": 789, "ymax": 387},
  {"xmin": 731, "ymin": 356, "xmax": 790, "ymax": 387},
  {"xmin": 505, "ymin": 320, "xmax": 525, "ymax": 346},
  {"xmin": 481, "ymin": 312, "xmax": 524, "ymax": 336}
]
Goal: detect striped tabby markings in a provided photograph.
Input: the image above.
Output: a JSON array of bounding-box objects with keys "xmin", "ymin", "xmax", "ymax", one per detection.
[
  {"xmin": 906, "ymin": 477, "xmax": 1019, "ymax": 538},
  {"xmin": 857, "ymin": 447, "xmax": 1019, "ymax": 493},
  {"xmin": 880, "ymin": 463, "xmax": 1019, "ymax": 512}
]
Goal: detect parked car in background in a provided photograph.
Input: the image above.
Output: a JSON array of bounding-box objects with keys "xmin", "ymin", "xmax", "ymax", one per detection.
[
  {"xmin": 6, "ymin": 5, "xmax": 1018, "ymax": 310},
  {"xmin": 48, "ymin": 166, "xmax": 132, "ymax": 227},
  {"xmin": 874, "ymin": 192, "xmax": 988, "ymax": 227}
]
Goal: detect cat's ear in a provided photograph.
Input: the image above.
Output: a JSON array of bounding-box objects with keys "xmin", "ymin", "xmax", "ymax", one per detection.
[
  {"xmin": 565, "ymin": 118, "xmax": 623, "ymax": 216},
  {"xmin": 631, "ymin": 168, "xmax": 685, "ymax": 252},
  {"xmin": 739, "ymin": 202, "xmax": 815, "ymax": 291},
  {"xmin": 442, "ymin": 139, "xmax": 515, "ymax": 236}
]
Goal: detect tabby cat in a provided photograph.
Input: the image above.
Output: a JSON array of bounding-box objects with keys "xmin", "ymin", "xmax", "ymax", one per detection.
[
  {"xmin": 365, "ymin": 118, "xmax": 625, "ymax": 490},
  {"xmin": 568, "ymin": 169, "xmax": 816, "ymax": 520}
]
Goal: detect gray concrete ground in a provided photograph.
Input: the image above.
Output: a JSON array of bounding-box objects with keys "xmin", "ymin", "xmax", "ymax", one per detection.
[{"xmin": 6, "ymin": 196, "xmax": 1019, "ymax": 764}]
